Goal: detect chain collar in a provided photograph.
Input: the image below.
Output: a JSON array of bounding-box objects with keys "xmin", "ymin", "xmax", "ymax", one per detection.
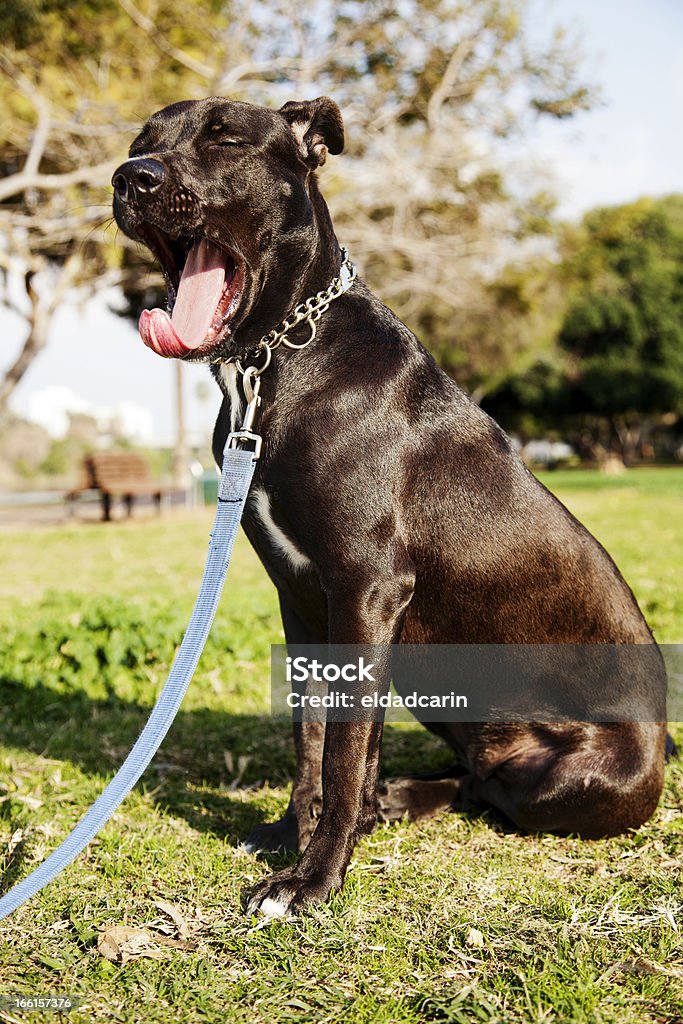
[
  {"xmin": 227, "ymin": 246, "xmax": 356, "ymax": 378},
  {"xmin": 222, "ymin": 248, "xmax": 355, "ymax": 458}
]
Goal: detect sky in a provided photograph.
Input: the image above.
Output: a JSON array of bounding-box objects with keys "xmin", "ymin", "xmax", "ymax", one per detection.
[
  {"xmin": 2, "ymin": 0, "xmax": 682, "ymax": 449},
  {"xmin": 528, "ymin": 0, "xmax": 683, "ymax": 217}
]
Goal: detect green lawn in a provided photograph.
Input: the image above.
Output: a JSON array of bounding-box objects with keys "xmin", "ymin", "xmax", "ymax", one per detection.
[{"xmin": 0, "ymin": 467, "xmax": 681, "ymax": 1024}]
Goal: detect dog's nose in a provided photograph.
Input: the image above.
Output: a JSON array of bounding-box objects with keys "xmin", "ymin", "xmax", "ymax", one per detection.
[{"xmin": 111, "ymin": 158, "xmax": 166, "ymax": 202}]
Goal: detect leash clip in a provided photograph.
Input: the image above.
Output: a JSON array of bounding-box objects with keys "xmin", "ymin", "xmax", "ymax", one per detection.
[{"xmin": 225, "ymin": 368, "xmax": 263, "ymax": 460}]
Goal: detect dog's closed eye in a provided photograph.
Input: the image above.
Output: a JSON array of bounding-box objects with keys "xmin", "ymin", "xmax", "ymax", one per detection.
[{"xmin": 207, "ymin": 124, "xmax": 247, "ymax": 147}]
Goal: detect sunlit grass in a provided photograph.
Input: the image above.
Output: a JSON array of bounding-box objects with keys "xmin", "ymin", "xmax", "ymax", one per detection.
[{"xmin": 0, "ymin": 468, "xmax": 681, "ymax": 1023}]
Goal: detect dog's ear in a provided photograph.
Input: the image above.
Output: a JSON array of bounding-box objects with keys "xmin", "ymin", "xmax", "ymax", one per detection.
[{"xmin": 279, "ymin": 97, "xmax": 344, "ymax": 168}]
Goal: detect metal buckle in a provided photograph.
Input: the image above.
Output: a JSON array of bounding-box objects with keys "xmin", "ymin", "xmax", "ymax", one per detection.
[
  {"xmin": 226, "ymin": 429, "xmax": 262, "ymax": 459},
  {"xmin": 235, "ymin": 344, "xmax": 272, "ymax": 378},
  {"xmin": 224, "ymin": 368, "xmax": 263, "ymax": 460}
]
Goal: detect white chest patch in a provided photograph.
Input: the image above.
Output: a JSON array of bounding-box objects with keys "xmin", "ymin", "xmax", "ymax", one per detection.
[
  {"xmin": 219, "ymin": 362, "xmax": 244, "ymax": 432},
  {"xmin": 250, "ymin": 487, "xmax": 312, "ymax": 573}
]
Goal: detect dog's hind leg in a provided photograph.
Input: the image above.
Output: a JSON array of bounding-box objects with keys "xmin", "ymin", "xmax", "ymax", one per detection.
[
  {"xmin": 377, "ymin": 766, "xmax": 467, "ymax": 822},
  {"xmin": 457, "ymin": 722, "xmax": 666, "ymax": 838},
  {"xmin": 379, "ymin": 722, "xmax": 667, "ymax": 835}
]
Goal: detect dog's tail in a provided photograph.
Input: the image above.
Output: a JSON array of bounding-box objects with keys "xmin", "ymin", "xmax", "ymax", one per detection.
[{"xmin": 665, "ymin": 732, "xmax": 678, "ymax": 761}]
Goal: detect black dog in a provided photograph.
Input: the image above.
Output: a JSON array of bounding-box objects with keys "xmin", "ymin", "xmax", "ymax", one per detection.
[{"xmin": 112, "ymin": 96, "xmax": 667, "ymax": 917}]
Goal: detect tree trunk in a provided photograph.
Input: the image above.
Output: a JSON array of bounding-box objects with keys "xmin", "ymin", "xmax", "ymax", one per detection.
[
  {"xmin": 0, "ymin": 271, "xmax": 54, "ymax": 417},
  {"xmin": 611, "ymin": 415, "xmax": 641, "ymax": 467},
  {"xmin": 0, "ymin": 254, "xmax": 82, "ymax": 418}
]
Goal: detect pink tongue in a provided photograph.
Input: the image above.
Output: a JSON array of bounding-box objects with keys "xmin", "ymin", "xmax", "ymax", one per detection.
[{"xmin": 138, "ymin": 239, "xmax": 227, "ymax": 358}]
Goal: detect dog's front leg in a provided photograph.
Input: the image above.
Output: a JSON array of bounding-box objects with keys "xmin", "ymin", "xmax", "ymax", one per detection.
[
  {"xmin": 244, "ymin": 565, "xmax": 414, "ymax": 917},
  {"xmin": 244, "ymin": 599, "xmax": 326, "ymax": 854}
]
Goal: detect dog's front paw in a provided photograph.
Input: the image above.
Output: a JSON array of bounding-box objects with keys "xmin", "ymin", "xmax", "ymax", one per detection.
[{"xmin": 244, "ymin": 866, "xmax": 340, "ymax": 918}]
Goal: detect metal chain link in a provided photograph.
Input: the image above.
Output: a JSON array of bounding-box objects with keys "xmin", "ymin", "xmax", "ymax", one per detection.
[{"xmin": 233, "ymin": 247, "xmax": 356, "ymax": 378}]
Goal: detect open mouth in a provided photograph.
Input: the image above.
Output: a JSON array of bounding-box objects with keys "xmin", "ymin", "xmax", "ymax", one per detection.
[{"xmin": 137, "ymin": 227, "xmax": 244, "ymax": 359}]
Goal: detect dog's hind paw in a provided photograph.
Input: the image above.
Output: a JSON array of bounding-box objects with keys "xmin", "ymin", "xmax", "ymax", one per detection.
[
  {"xmin": 244, "ymin": 817, "xmax": 301, "ymax": 855},
  {"xmin": 377, "ymin": 774, "xmax": 465, "ymax": 822}
]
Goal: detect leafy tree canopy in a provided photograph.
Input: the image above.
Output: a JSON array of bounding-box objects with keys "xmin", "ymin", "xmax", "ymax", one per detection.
[
  {"xmin": 484, "ymin": 195, "xmax": 683, "ymax": 460},
  {"xmin": 559, "ymin": 196, "xmax": 683, "ymax": 418},
  {"xmin": 1, "ymin": 0, "xmax": 597, "ymax": 413}
]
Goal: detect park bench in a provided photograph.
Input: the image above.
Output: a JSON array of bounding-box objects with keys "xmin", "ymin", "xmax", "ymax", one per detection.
[{"xmin": 67, "ymin": 451, "xmax": 166, "ymax": 522}]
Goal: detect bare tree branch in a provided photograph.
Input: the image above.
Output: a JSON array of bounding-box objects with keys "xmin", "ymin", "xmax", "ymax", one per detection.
[
  {"xmin": 427, "ymin": 37, "xmax": 476, "ymax": 132},
  {"xmin": 22, "ymin": 96, "xmax": 51, "ymax": 180},
  {"xmin": 54, "ymin": 119, "xmax": 141, "ymax": 138},
  {"xmin": 0, "ymin": 163, "xmax": 113, "ymax": 203},
  {"xmin": 0, "ymin": 252, "xmax": 83, "ymax": 414},
  {"xmin": 116, "ymin": 0, "xmax": 215, "ymax": 80},
  {"xmin": 216, "ymin": 56, "xmax": 311, "ymax": 93}
]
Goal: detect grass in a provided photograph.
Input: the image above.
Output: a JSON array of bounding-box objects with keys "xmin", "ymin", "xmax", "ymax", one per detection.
[{"xmin": 0, "ymin": 467, "xmax": 681, "ymax": 1024}]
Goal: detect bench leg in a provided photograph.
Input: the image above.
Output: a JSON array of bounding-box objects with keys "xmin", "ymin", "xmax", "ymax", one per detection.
[
  {"xmin": 102, "ymin": 493, "xmax": 112, "ymax": 522},
  {"xmin": 124, "ymin": 494, "xmax": 133, "ymax": 518}
]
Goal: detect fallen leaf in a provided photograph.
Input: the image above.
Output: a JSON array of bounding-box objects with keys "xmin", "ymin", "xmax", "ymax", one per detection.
[
  {"xmin": 229, "ymin": 755, "xmax": 250, "ymax": 790},
  {"xmin": 4, "ymin": 829, "xmax": 25, "ymax": 856},
  {"xmin": 613, "ymin": 958, "xmax": 677, "ymax": 977},
  {"xmin": 154, "ymin": 900, "xmax": 190, "ymax": 939},
  {"xmin": 97, "ymin": 925, "xmax": 171, "ymax": 963}
]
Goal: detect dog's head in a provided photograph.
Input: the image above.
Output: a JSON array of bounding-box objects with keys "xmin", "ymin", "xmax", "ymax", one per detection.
[{"xmin": 112, "ymin": 97, "xmax": 344, "ymax": 361}]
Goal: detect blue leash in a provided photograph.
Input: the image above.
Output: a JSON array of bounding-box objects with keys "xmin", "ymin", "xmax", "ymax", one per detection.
[
  {"xmin": 0, "ymin": 404, "xmax": 260, "ymax": 922},
  {"xmin": 0, "ymin": 249, "xmax": 356, "ymax": 923}
]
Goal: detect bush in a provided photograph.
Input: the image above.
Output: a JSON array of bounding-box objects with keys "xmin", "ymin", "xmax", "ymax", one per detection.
[{"xmin": 0, "ymin": 592, "xmax": 189, "ymax": 703}]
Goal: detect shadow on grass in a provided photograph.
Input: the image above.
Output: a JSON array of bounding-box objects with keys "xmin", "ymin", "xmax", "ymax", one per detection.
[{"xmin": 0, "ymin": 675, "xmax": 451, "ymax": 853}]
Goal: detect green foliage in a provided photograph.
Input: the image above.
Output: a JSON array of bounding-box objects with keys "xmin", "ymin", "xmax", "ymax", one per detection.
[
  {"xmin": 0, "ymin": 591, "xmax": 185, "ymax": 702},
  {"xmin": 558, "ymin": 197, "xmax": 683, "ymax": 419},
  {"xmin": 38, "ymin": 436, "xmax": 89, "ymax": 477},
  {"xmin": 0, "ymin": 0, "xmax": 119, "ymax": 54},
  {"xmin": 444, "ymin": 256, "xmax": 566, "ymax": 398},
  {"xmin": 485, "ymin": 196, "xmax": 683, "ymax": 457},
  {"xmin": 0, "ymin": 0, "xmax": 40, "ymax": 47},
  {"xmin": 0, "ymin": 586, "xmax": 276, "ymax": 710}
]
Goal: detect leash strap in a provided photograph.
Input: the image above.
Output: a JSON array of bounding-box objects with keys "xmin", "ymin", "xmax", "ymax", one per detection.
[
  {"xmin": 0, "ymin": 444, "xmax": 257, "ymax": 922},
  {"xmin": 0, "ymin": 249, "xmax": 355, "ymax": 922}
]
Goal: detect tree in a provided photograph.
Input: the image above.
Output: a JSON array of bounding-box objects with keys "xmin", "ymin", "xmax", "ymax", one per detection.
[
  {"xmin": 484, "ymin": 196, "xmax": 683, "ymax": 461},
  {"xmin": 556, "ymin": 197, "xmax": 683, "ymax": 461},
  {"xmin": 1, "ymin": 0, "xmax": 597, "ymax": 416},
  {"xmin": 0, "ymin": 0, "xmax": 206, "ymax": 415}
]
